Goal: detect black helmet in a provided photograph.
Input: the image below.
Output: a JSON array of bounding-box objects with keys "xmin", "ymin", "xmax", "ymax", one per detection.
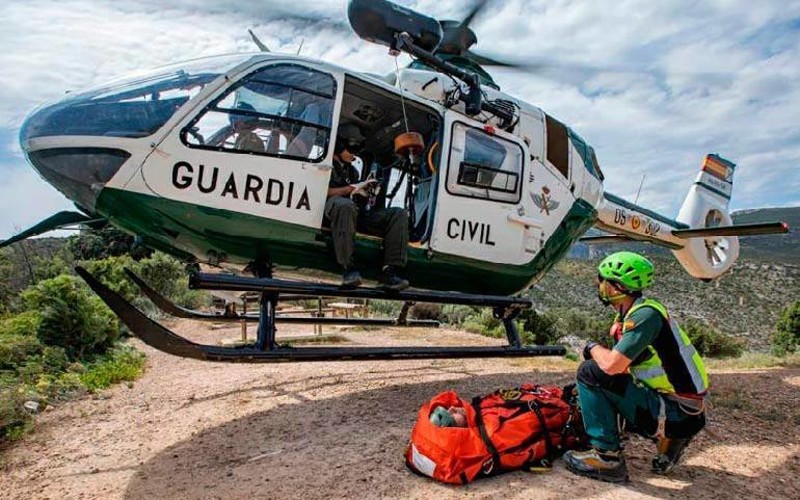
[
  {"xmin": 230, "ymin": 101, "xmax": 256, "ymax": 128},
  {"xmin": 335, "ymin": 123, "xmax": 365, "ymax": 154}
]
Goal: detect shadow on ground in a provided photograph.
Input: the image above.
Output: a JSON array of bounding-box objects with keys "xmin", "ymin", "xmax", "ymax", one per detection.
[{"xmin": 123, "ymin": 368, "xmax": 800, "ymax": 499}]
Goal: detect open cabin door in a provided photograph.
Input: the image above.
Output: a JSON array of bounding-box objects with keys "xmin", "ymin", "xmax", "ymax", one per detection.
[{"xmin": 429, "ymin": 114, "xmax": 532, "ymax": 266}]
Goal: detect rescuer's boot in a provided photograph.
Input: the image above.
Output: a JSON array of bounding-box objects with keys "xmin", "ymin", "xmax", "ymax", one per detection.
[
  {"xmin": 379, "ymin": 266, "xmax": 409, "ymax": 291},
  {"xmin": 564, "ymin": 448, "xmax": 629, "ymax": 483},
  {"xmin": 341, "ymin": 269, "xmax": 362, "ymax": 289}
]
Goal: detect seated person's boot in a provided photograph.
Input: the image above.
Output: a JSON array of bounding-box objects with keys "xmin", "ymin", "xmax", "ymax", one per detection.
[
  {"xmin": 341, "ymin": 268, "xmax": 362, "ymax": 289},
  {"xmin": 379, "ymin": 266, "xmax": 409, "ymax": 291},
  {"xmin": 564, "ymin": 448, "xmax": 629, "ymax": 483},
  {"xmin": 652, "ymin": 436, "xmax": 693, "ymax": 474}
]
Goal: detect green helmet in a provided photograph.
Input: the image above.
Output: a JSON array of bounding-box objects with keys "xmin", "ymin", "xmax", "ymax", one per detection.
[{"xmin": 598, "ymin": 251, "xmax": 655, "ymax": 291}]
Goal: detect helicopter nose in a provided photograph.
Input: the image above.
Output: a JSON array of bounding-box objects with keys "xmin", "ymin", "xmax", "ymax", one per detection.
[{"xmin": 19, "ymin": 105, "xmax": 131, "ymax": 212}]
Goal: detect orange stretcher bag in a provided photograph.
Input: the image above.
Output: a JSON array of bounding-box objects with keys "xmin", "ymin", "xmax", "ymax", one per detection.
[{"xmin": 405, "ymin": 384, "xmax": 587, "ymax": 485}]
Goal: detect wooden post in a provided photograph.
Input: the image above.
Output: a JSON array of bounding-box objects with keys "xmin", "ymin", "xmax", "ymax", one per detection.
[
  {"xmin": 315, "ymin": 296, "xmax": 323, "ymax": 336},
  {"xmin": 241, "ymin": 297, "xmax": 247, "ymax": 341}
]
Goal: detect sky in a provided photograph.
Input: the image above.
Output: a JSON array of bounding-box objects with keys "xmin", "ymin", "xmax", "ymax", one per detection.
[{"xmin": 1, "ymin": 0, "xmax": 799, "ymax": 238}]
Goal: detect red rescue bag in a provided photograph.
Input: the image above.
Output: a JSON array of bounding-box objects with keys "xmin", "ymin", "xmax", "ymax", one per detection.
[{"xmin": 405, "ymin": 384, "xmax": 587, "ymax": 484}]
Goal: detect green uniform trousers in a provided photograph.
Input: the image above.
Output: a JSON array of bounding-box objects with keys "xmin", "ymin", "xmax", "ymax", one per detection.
[
  {"xmin": 324, "ymin": 196, "xmax": 408, "ymax": 270},
  {"xmin": 576, "ymin": 360, "xmax": 705, "ymax": 451}
]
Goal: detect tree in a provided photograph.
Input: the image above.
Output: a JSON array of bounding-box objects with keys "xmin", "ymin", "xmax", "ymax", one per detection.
[
  {"xmin": 68, "ymin": 227, "xmax": 151, "ymax": 261},
  {"xmin": 772, "ymin": 301, "xmax": 800, "ymax": 356}
]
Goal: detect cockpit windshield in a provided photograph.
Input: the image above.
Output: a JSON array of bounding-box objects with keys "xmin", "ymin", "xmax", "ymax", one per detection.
[{"xmin": 21, "ymin": 54, "xmax": 256, "ymax": 140}]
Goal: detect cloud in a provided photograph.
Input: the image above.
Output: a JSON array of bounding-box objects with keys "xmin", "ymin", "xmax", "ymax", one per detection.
[
  {"xmin": 0, "ymin": 0, "xmax": 797, "ymax": 241},
  {"xmin": 0, "ymin": 164, "xmax": 74, "ymax": 238}
]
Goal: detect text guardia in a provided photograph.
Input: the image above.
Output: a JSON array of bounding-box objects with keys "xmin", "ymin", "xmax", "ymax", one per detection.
[{"xmin": 171, "ymin": 162, "xmax": 311, "ymax": 211}]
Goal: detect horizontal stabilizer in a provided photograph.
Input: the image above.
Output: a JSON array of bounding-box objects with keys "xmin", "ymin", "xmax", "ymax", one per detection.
[
  {"xmin": 0, "ymin": 211, "xmax": 101, "ymax": 248},
  {"xmin": 672, "ymin": 222, "xmax": 789, "ymax": 239}
]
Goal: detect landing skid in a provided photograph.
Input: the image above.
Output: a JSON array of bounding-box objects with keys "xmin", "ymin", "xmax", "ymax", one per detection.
[{"xmin": 75, "ymin": 266, "xmax": 566, "ymax": 362}]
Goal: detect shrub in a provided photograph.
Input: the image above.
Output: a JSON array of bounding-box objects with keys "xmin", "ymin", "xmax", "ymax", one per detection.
[
  {"xmin": 21, "ymin": 275, "xmax": 120, "ymax": 361},
  {"xmin": 80, "ymin": 346, "xmax": 146, "ymax": 392},
  {"xmin": 462, "ymin": 309, "xmax": 504, "ymax": 337},
  {"xmin": 519, "ymin": 308, "xmax": 562, "ymax": 345},
  {"xmin": 440, "ymin": 305, "xmax": 479, "ymax": 326},
  {"xmin": 0, "ymin": 311, "xmax": 42, "ymax": 337},
  {"xmin": 370, "ymin": 300, "xmax": 403, "ymax": 317},
  {"xmin": 32, "ymin": 255, "xmax": 70, "ymax": 283},
  {"xmin": 0, "ymin": 335, "xmax": 43, "ymax": 370},
  {"xmin": 81, "ymin": 255, "xmax": 138, "ymax": 302},
  {"xmin": 772, "ymin": 301, "xmax": 800, "ymax": 356},
  {"xmin": 68, "ymin": 226, "xmax": 151, "ymax": 261},
  {"xmin": 0, "ymin": 382, "xmax": 33, "ymax": 440},
  {"xmin": 134, "ymin": 251, "xmax": 207, "ymax": 309},
  {"xmin": 409, "ymin": 303, "xmax": 442, "ymax": 321},
  {"xmin": 682, "ymin": 318, "xmax": 743, "ymax": 358},
  {"xmin": 550, "ymin": 308, "xmax": 613, "ymax": 347}
]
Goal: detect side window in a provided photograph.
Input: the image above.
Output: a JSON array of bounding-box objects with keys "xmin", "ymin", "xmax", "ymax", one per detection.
[
  {"xmin": 447, "ymin": 123, "xmax": 523, "ymax": 203},
  {"xmin": 545, "ymin": 114, "xmax": 569, "ymax": 179},
  {"xmin": 183, "ymin": 64, "xmax": 336, "ymax": 162}
]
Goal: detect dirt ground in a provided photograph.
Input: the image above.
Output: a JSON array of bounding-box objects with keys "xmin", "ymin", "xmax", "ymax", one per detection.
[{"xmin": 1, "ymin": 320, "xmax": 799, "ymax": 500}]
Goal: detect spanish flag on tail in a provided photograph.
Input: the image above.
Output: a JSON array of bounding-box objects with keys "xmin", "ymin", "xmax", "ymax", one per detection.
[{"xmin": 701, "ymin": 154, "xmax": 735, "ymax": 181}]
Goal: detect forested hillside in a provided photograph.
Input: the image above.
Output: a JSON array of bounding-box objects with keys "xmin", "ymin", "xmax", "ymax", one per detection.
[{"xmin": 530, "ymin": 255, "xmax": 798, "ymax": 349}]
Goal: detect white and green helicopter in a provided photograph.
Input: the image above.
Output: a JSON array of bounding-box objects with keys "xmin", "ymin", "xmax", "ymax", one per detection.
[{"xmin": 4, "ymin": 0, "xmax": 788, "ymax": 362}]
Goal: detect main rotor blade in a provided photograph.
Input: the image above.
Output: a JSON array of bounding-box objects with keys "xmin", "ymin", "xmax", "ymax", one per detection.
[
  {"xmin": 460, "ymin": 0, "xmax": 489, "ymax": 29},
  {"xmin": 248, "ymin": 29, "xmax": 270, "ymax": 52}
]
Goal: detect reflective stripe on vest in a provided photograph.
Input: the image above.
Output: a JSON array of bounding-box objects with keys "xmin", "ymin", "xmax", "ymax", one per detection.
[{"xmin": 622, "ymin": 298, "xmax": 709, "ymax": 395}]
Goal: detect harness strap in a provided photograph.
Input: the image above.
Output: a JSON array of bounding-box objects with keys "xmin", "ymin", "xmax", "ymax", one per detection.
[{"xmin": 655, "ymin": 395, "xmax": 667, "ymax": 439}]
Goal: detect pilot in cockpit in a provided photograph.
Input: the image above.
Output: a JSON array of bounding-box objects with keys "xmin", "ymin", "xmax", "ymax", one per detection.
[
  {"xmin": 325, "ymin": 123, "xmax": 410, "ymax": 291},
  {"xmin": 230, "ymin": 102, "xmax": 265, "ymax": 153}
]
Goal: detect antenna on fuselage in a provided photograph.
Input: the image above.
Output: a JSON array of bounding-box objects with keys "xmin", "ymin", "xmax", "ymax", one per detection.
[{"xmin": 634, "ymin": 174, "xmax": 646, "ymax": 205}]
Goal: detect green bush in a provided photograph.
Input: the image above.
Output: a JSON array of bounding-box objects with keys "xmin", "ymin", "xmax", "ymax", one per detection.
[
  {"xmin": 772, "ymin": 301, "xmax": 800, "ymax": 356},
  {"xmin": 440, "ymin": 305, "xmax": 479, "ymax": 326},
  {"xmin": 68, "ymin": 226, "xmax": 151, "ymax": 261},
  {"xmin": 462, "ymin": 309, "xmax": 504, "ymax": 337},
  {"xmin": 135, "ymin": 251, "xmax": 209, "ymax": 309},
  {"xmin": 81, "ymin": 255, "xmax": 138, "ymax": 302},
  {"xmin": 0, "ymin": 335, "xmax": 43, "ymax": 370},
  {"xmin": 682, "ymin": 318, "xmax": 743, "ymax": 358},
  {"xmin": 519, "ymin": 308, "xmax": 562, "ymax": 345},
  {"xmin": 21, "ymin": 275, "xmax": 120, "ymax": 361},
  {"xmin": 0, "ymin": 382, "xmax": 33, "ymax": 440},
  {"xmin": 32, "ymin": 255, "xmax": 70, "ymax": 283},
  {"xmin": 0, "ymin": 310, "xmax": 42, "ymax": 337},
  {"xmin": 80, "ymin": 347, "xmax": 146, "ymax": 392},
  {"xmin": 370, "ymin": 300, "xmax": 403, "ymax": 317}
]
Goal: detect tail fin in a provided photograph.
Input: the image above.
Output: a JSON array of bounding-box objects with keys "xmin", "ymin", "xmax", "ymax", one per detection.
[{"xmin": 672, "ymin": 154, "xmax": 739, "ymax": 278}]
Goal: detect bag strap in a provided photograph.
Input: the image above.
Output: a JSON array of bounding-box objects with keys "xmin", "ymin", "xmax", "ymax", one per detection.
[
  {"xmin": 472, "ymin": 396, "xmax": 501, "ymax": 475},
  {"xmin": 527, "ymin": 399, "xmax": 556, "ymax": 467}
]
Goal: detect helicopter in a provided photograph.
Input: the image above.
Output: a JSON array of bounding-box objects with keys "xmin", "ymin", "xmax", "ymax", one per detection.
[{"xmin": 3, "ymin": 0, "xmax": 788, "ymax": 363}]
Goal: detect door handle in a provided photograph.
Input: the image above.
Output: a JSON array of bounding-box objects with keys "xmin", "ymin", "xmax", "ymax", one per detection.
[{"xmin": 507, "ymin": 213, "xmax": 542, "ymax": 229}]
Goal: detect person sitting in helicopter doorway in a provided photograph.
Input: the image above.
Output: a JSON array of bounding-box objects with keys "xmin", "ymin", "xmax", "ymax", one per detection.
[
  {"xmin": 229, "ymin": 102, "xmax": 265, "ymax": 153},
  {"xmin": 325, "ymin": 123, "xmax": 409, "ymax": 291},
  {"xmin": 563, "ymin": 251, "xmax": 708, "ymax": 483}
]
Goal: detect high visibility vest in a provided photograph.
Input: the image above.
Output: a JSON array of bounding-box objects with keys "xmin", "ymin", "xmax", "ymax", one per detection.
[{"xmin": 613, "ymin": 298, "xmax": 709, "ymax": 396}]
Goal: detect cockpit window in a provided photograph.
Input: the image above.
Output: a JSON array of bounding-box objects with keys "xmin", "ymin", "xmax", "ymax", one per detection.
[
  {"xmin": 447, "ymin": 123, "xmax": 523, "ymax": 204},
  {"xmin": 182, "ymin": 64, "xmax": 336, "ymax": 163},
  {"xmin": 21, "ymin": 54, "xmax": 252, "ymax": 140}
]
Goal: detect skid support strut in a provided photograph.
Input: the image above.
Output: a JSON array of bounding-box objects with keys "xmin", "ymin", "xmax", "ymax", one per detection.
[
  {"xmin": 252, "ymin": 263, "xmax": 278, "ymax": 351},
  {"xmin": 495, "ymin": 306, "xmax": 523, "ymax": 348}
]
